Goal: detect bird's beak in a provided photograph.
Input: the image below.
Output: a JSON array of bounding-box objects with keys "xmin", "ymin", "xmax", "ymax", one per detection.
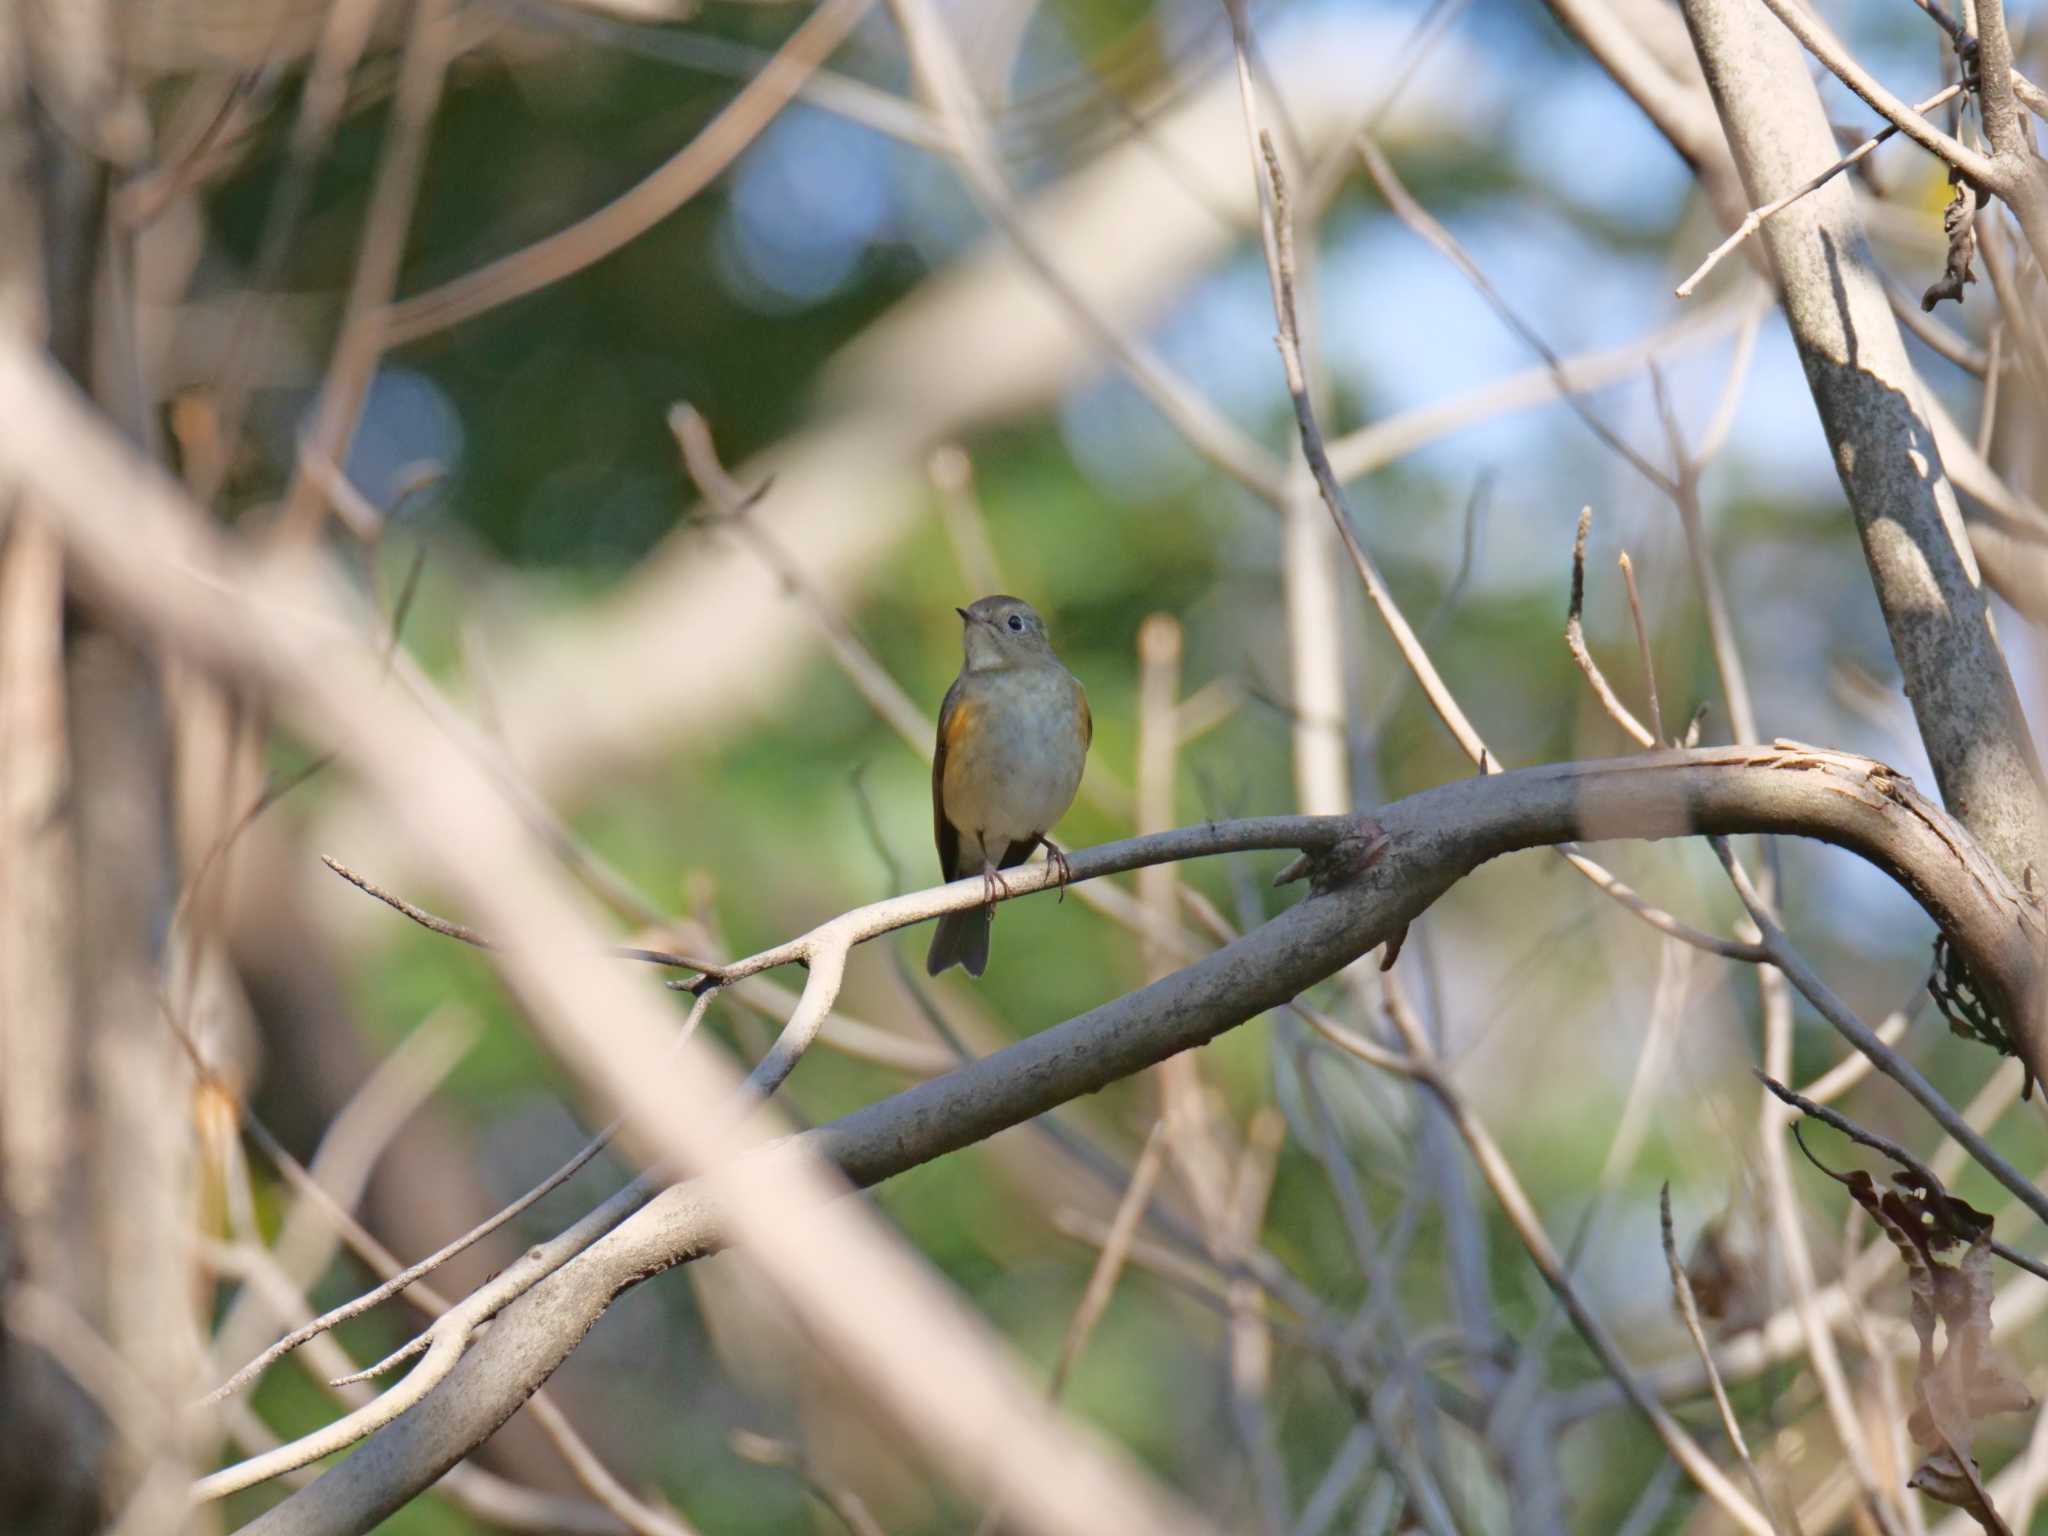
[{"xmin": 955, "ymin": 607, "xmax": 971, "ymax": 623}]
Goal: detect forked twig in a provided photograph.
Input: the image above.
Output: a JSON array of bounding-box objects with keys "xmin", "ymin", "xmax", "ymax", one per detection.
[
  {"xmin": 195, "ymin": 985, "xmax": 723, "ymax": 1500},
  {"xmin": 1566, "ymin": 507, "xmax": 1657, "ymax": 749},
  {"xmin": 1675, "ymin": 85, "xmax": 1962, "ymax": 298},
  {"xmin": 204, "ymin": 1110, "xmax": 624, "ymax": 1404},
  {"xmin": 1245, "ymin": 111, "xmax": 1762, "ymax": 965}
]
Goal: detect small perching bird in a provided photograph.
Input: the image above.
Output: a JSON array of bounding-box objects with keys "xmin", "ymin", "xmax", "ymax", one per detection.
[{"xmin": 927, "ymin": 596, "xmax": 1091, "ymax": 977}]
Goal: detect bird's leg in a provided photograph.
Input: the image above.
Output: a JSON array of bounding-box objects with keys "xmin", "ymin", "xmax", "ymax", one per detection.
[
  {"xmin": 978, "ymin": 860, "xmax": 1011, "ymax": 912},
  {"xmin": 1041, "ymin": 839, "xmax": 1072, "ymax": 902}
]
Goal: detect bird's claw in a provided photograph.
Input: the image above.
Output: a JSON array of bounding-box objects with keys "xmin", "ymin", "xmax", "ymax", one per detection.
[
  {"xmin": 1043, "ymin": 840, "xmax": 1072, "ymax": 902},
  {"xmin": 979, "ymin": 867, "xmax": 1012, "ymax": 910}
]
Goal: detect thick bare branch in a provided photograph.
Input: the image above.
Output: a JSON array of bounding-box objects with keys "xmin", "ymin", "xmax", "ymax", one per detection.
[
  {"xmin": 1745, "ymin": 0, "xmax": 1993, "ymax": 186},
  {"xmin": 10, "ymin": 339, "xmax": 2048, "ymax": 1532},
  {"xmin": 1, "ymin": 340, "xmax": 1231, "ymax": 1536},
  {"xmin": 1681, "ymin": 0, "xmax": 2048, "ymax": 898},
  {"xmin": 222, "ymin": 742, "xmax": 2046, "ymax": 1532}
]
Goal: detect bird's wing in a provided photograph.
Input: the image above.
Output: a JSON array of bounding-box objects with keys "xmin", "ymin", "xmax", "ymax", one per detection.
[
  {"xmin": 1078, "ymin": 680, "xmax": 1092, "ymax": 750},
  {"xmin": 932, "ymin": 674, "xmax": 970, "ymax": 878}
]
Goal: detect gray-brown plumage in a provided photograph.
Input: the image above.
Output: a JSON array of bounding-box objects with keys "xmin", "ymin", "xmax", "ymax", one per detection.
[{"xmin": 927, "ymin": 597, "xmax": 1090, "ymax": 977}]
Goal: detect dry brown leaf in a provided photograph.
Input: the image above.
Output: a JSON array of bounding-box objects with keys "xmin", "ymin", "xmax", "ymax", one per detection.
[
  {"xmin": 1808, "ymin": 1148, "xmax": 2030, "ymax": 1532},
  {"xmin": 1682, "ymin": 1212, "xmax": 1756, "ymax": 1328},
  {"xmin": 1908, "ymin": 1447, "xmax": 2013, "ymax": 1535}
]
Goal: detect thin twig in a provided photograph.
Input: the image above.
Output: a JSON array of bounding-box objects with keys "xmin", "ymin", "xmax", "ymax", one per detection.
[
  {"xmin": 1221, "ymin": 1108, "xmax": 1291, "ymax": 1536},
  {"xmin": 1745, "ymin": 843, "xmax": 1947, "ymax": 1533},
  {"xmin": 1566, "ymin": 507, "xmax": 1657, "ymax": 749},
  {"xmin": 1892, "ymin": 275, "xmax": 1990, "ymax": 374},
  {"xmin": 973, "ymin": 1124, "xmax": 1171, "ymax": 1536},
  {"xmin": 1650, "ymin": 369, "xmax": 1759, "ymax": 746},
  {"xmin": 115, "ymin": 68, "xmax": 268, "ymax": 228},
  {"xmin": 275, "ymin": 0, "xmax": 459, "ymax": 540},
  {"xmin": 203, "ymin": 1101, "xmax": 632, "ymax": 1404},
  {"xmin": 185, "ymin": 0, "xmax": 386, "ymax": 508},
  {"xmin": 1371, "ymin": 1008, "xmax": 1775, "ymax": 1535},
  {"xmin": 381, "ymin": 0, "xmax": 876, "ymax": 345},
  {"xmin": 1355, "ymin": 133, "xmax": 1675, "ymax": 496},
  {"xmin": 1717, "ymin": 845, "xmax": 2048, "ymax": 1230},
  {"xmin": 1617, "ymin": 551, "xmax": 1664, "ymax": 744},
  {"xmin": 1660, "ymin": 1184, "xmax": 1785, "ymax": 1531},
  {"xmin": 204, "ymin": 1235, "xmax": 671, "ymax": 1536},
  {"xmin": 1694, "ymin": 306, "xmax": 1764, "ymax": 466},
  {"xmin": 1978, "ymin": 324, "xmax": 2004, "ymax": 461},
  {"xmin": 1259, "ymin": 129, "xmax": 1483, "ymax": 764},
  {"xmin": 884, "ymin": 0, "xmax": 1288, "ymax": 501},
  {"xmin": 1798, "ymin": 1000, "xmax": 1919, "ymax": 1105},
  {"xmin": 1761, "ymin": 1074, "xmax": 2048, "ymax": 1284},
  {"xmin": 493, "ymin": 0, "xmax": 939, "ymax": 150},
  {"xmin": 195, "ymin": 989, "xmax": 724, "ymax": 1500},
  {"xmin": 671, "ymin": 406, "xmax": 929, "ymax": 753},
  {"xmin": 1676, "ymin": 85, "xmax": 1962, "ymax": 298},
  {"xmin": 1299, "ymin": 0, "xmax": 1473, "ymax": 212},
  {"xmin": 172, "ymin": 755, "xmax": 334, "ymax": 950},
  {"xmin": 521, "ymin": 1392, "xmax": 703, "ymax": 1536},
  {"xmin": 1289, "ymin": 1425, "xmax": 1376, "ymax": 1536},
  {"xmin": 1324, "ymin": 291, "xmax": 1761, "ymax": 483},
  {"xmin": 1746, "ymin": 0, "xmax": 1997, "ymax": 188},
  {"xmin": 1051, "ymin": 1122, "xmax": 1170, "ymax": 1400},
  {"xmin": 320, "ymin": 855, "xmax": 722, "ymax": 974},
  {"xmin": 729, "ymin": 1432, "xmax": 887, "ymax": 1536},
  {"xmin": 1249, "ymin": 120, "xmax": 1763, "ymax": 964},
  {"xmin": 1293, "ymin": 1027, "xmax": 1467, "ymax": 1514}
]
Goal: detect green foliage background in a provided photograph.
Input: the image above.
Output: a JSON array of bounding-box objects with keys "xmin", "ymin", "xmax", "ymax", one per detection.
[{"xmin": 193, "ymin": 1, "xmax": 2048, "ymax": 1530}]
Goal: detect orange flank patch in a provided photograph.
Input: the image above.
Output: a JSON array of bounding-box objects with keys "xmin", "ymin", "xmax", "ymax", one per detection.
[{"xmin": 942, "ymin": 694, "xmax": 978, "ymax": 754}]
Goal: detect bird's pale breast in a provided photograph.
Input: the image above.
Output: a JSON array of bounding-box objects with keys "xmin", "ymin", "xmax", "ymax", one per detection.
[{"xmin": 941, "ymin": 663, "xmax": 1086, "ymax": 860}]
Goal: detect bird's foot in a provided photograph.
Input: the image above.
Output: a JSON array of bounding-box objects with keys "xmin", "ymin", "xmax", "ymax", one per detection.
[
  {"xmin": 979, "ymin": 866, "xmax": 1012, "ymax": 911},
  {"xmin": 1043, "ymin": 840, "xmax": 1072, "ymax": 902}
]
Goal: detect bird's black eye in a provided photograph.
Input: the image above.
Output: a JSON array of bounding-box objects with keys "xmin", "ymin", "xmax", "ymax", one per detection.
[{"xmin": 1006, "ymin": 614, "xmax": 1025, "ymax": 632}]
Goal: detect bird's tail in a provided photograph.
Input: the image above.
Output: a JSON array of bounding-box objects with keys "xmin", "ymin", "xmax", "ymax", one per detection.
[{"xmin": 926, "ymin": 908, "xmax": 991, "ymax": 977}]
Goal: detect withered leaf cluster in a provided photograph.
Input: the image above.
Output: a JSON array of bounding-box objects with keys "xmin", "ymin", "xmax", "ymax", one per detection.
[
  {"xmin": 1922, "ymin": 180, "xmax": 1980, "ymax": 312},
  {"xmin": 1830, "ymin": 1160, "xmax": 2031, "ymax": 1532}
]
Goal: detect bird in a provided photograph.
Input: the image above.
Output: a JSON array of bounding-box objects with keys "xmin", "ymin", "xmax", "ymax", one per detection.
[{"xmin": 927, "ymin": 595, "xmax": 1091, "ymax": 977}]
